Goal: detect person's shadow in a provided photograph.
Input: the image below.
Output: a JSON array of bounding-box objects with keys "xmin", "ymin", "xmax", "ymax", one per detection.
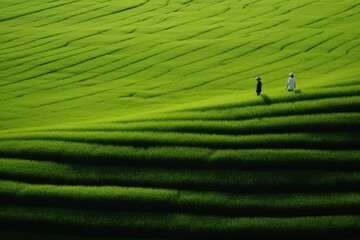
[
  {"xmin": 294, "ymin": 89, "xmax": 301, "ymax": 94},
  {"xmin": 260, "ymin": 94, "xmax": 272, "ymax": 105}
]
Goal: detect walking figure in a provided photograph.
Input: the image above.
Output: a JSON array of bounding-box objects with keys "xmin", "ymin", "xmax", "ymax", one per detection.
[
  {"xmin": 255, "ymin": 76, "xmax": 262, "ymax": 96},
  {"xmin": 287, "ymin": 73, "xmax": 296, "ymax": 91}
]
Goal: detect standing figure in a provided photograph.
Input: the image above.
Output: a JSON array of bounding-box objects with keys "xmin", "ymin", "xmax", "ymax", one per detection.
[
  {"xmin": 287, "ymin": 73, "xmax": 296, "ymax": 91},
  {"xmin": 256, "ymin": 76, "xmax": 262, "ymax": 96}
]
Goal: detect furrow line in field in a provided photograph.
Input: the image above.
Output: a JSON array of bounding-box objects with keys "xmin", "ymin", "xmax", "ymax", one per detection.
[
  {"xmin": 301, "ymin": 55, "xmax": 347, "ymax": 73},
  {"xmin": 62, "ymin": 42, "xmax": 189, "ymax": 87},
  {"xmin": 182, "ymin": 36, "xmax": 286, "ymax": 80},
  {"xmin": 0, "ymin": 0, "xmax": 79, "ymax": 22},
  {"xmin": 327, "ymin": 36, "xmax": 359, "ymax": 53},
  {"xmin": 305, "ymin": 32, "xmax": 344, "ymax": 52},
  {"xmin": 302, "ymin": 3, "xmax": 360, "ymax": 27},
  {"xmin": 67, "ymin": 0, "xmax": 151, "ymax": 26},
  {"xmin": 0, "ymin": 31, "xmax": 60, "ymax": 49},
  {"xmin": 159, "ymin": 6, "xmax": 231, "ymax": 32},
  {"xmin": 324, "ymin": 61, "xmax": 360, "ymax": 76},
  {"xmin": 245, "ymin": 19, "xmax": 289, "ymax": 36},
  {"xmin": 1, "ymin": 46, "xmax": 101, "ymax": 78},
  {"xmin": 119, "ymin": 0, "xmax": 226, "ymax": 28},
  {"xmin": 179, "ymin": 25, "xmax": 224, "ymax": 41},
  {"xmin": 345, "ymin": 42, "xmax": 359, "ymax": 55},
  {"xmin": 0, "ymin": 30, "xmax": 121, "ymax": 87},
  {"xmin": 0, "ymin": 28, "xmax": 109, "ymax": 62},
  {"xmin": 35, "ymin": 0, "xmax": 165, "ymax": 29},
  {"xmin": 243, "ymin": 0, "xmax": 262, "ymax": 9},
  {"xmin": 1, "ymin": 37, "xmax": 146, "ymax": 97},
  {"xmin": 84, "ymin": 39, "xmax": 249, "ymax": 88},
  {"xmin": 0, "ymin": 43, "xmax": 93, "ymax": 73},
  {"xmin": 280, "ymin": 31, "xmax": 323, "ymax": 51},
  {"xmin": 1, "ymin": 32, "xmax": 72, "ymax": 57},
  {"xmin": 3, "ymin": 38, "xmax": 182, "ymax": 97},
  {"xmin": 0, "ymin": 0, "xmax": 27, "ymax": 10},
  {"xmin": 31, "ymin": 4, "xmax": 110, "ymax": 28},
  {"xmin": 122, "ymin": 43, "xmax": 220, "ymax": 85},
  {"xmin": 286, "ymin": 0, "xmax": 318, "ymax": 14},
  {"xmin": 32, "ymin": 89, "xmax": 111, "ymax": 109}
]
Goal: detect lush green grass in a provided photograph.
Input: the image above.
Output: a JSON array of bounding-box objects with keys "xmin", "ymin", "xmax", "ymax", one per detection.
[
  {"xmin": 0, "ymin": 131, "xmax": 359, "ymax": 150},
  {"xmin": 1, "ymin": 205, "xmax": 359, "ymax": 238},
  {"xmin": 1, "ymin": 0, "xmax": 359, "ymax": 130},
  {"xmin": 2, "ymin": 180, "xmax": 360, "ymax": 217},
  {"xmin": 1, "ymin": 158, "xmax": 359, "ymax": 194},
  {"xmin": 1, "ymin": 0, "xmax": 359, "ymax": 238},
  {"xmin": 0, "ymin": 140, "xmax": 359, "ymax": 169}
]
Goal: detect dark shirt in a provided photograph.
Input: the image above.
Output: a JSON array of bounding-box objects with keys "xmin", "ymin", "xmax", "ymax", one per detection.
[{"xmin": 256, "ymin": 81, "xmax": 262, "ymax": 93}]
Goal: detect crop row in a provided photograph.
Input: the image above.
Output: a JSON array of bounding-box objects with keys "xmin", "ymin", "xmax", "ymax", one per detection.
[
  {"xmin": 116, "ymin": 95, "xmax": 360, "ymax": 123},
  {"xmin": 1, "ymin": 131, "xmax": 358, "ymax": 151},
  {"xmin": 0, "ymin": 140, "xmax": 359, "ymax": 170},
  {"xmin": 4, "ymin": 112, "xmax": 358, "ymax": 135},
  {"xmin": 1, "ymin": 159, "xmax": 359, "ymax": 193},
  {"xmin": 172, "ymin": 85, "xmax": 360, "ymax": 112},
  {"xmin": 1, "ymin": 180, "xmax": 360, "ymax": 217},
  {"xmin": 0, "ymin": 205, "xmax": 359, "ymax": 239}
]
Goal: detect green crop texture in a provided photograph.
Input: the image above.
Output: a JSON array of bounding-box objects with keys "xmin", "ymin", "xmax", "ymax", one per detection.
[{"xmin": 0, "ymin": 0, "xmax": 359, "ymax": 239}]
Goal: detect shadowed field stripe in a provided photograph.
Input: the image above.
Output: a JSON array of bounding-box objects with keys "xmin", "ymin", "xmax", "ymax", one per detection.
[
  {"xmin": 0, "ymin": 131, "xmax": 358, "ymax": 151},
  {"xmin": 0, "ymin": 158, "xmax": 360, "ymax": 194},
  {"xmin": 0, "ymin": 205, "xmax": 359, "ymax": 238},
  {"xmin": 0, "ymin": 139, "xmax": 359, "ymax": 170},
  {"xmin": 1, "ymin": 180, "xmax": 359, "ymax": 217}
]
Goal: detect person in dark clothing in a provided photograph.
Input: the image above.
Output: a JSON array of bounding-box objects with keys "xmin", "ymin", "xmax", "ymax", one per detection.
[{"xmin": 255, "ymin": 76, "xmax": 262, "ymax": 96}]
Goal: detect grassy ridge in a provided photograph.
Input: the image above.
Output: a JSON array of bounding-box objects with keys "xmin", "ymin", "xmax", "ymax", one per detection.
[
  {"xmin": 0, "ymin": 131, "xmax": 359, "ymax": 150},
  {"xmin": 1, "ymin": 159, "xmax": 359, "ymax": 193},
  {"xmin": 0, "ymin": 140, "xmax": 359, "ymax": 169},
  {"xmin": 1, "ymin": 205, "xmax": 359, "ymax": 239},
  {"xmin": 1, "ymin": 180, "xmax": 360, "ymax": 217},
  {"xmin": 3, "ymin": 112, "xmax": 357, "ymax": 135}
]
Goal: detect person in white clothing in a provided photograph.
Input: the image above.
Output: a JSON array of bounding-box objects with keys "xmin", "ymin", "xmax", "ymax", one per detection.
[{"xmin": 287, "ymin": 72, "xmax": 296, "ymax": 91}]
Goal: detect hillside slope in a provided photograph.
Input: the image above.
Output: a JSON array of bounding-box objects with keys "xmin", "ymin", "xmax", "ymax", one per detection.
[
  {"xmin": 1, "ymin": 0, "xmax": 359, "ymax": 129},
  {"xmin": 0, "ymin": 0, "xmax": 360, "ymax": 239}
]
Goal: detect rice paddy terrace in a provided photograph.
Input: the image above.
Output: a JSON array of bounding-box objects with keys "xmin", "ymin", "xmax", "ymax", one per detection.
[{"xmin": 0, "ymin": 0, "xmax": 360, "ymax": 239}]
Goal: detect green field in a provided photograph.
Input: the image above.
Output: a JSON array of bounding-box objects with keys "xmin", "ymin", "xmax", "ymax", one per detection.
[{"xmin": 1, "ymin": 0, "xmax": 359, "ymax": 239}]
